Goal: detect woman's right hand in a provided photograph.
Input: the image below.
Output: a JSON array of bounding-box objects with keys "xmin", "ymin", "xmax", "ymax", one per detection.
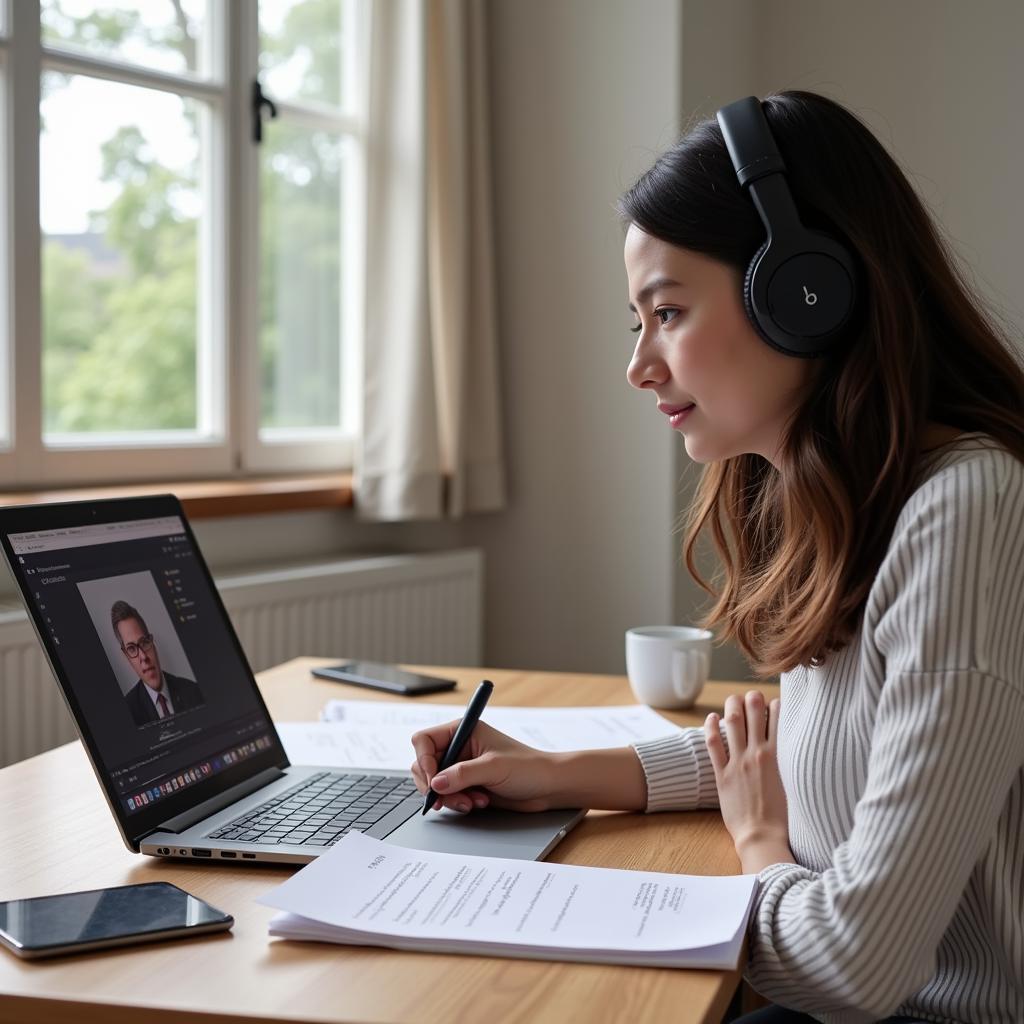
[{"xmin": 410, "ymin": 720, "xmax": 559, "ymax": 814}]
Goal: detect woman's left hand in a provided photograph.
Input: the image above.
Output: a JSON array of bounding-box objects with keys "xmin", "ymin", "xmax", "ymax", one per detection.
[{"xmin": 705, "ymin": 690, "xmax": 796, "ymax": 874}]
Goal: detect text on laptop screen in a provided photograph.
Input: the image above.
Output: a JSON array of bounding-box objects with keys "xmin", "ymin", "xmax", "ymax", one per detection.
[{"xmin": 8, "ymin": 516, "xmax": 276, "ymax": 816}]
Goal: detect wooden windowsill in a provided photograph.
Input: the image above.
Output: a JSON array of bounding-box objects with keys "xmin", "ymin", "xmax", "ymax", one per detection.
[{"xmin": 0, "ymin": 473, "xmax": 355, "ymax": 520}]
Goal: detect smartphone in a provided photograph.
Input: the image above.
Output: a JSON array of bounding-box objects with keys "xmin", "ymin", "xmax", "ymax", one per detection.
[
  {"xmin": 0, "ymin": 882, "xmax": 233, "ymax": 959},
  {"xmin": 311, "ymin": 660, "xmax": 457, "ymax": 696}
]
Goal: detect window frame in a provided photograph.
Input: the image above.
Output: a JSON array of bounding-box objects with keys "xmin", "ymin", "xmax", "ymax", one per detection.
[
  {"xmin": 0, "ymin": 0, "xmax": 365, "ymax": 488},
  {"xmin": 237, "ymin": 0, "xmax": 366, "ymax": 474}
]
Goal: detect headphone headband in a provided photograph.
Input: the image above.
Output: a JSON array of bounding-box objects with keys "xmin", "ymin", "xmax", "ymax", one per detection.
[
  {"xmin": 716, "ymin": 96, "xmax": 860, "ymax": 357},
  {"xmin": 717, "ymin": 96, "xmax": 786, "ymax": 188}
]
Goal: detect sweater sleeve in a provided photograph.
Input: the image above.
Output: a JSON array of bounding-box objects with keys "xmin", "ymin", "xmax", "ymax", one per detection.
[
  {"xmin": 744, "ymin": 453, "xmax": 1024, "ymax": 1021},
  {"xmin": 631, "ymin": 723, "xmax": 727, "ymax": 811}
]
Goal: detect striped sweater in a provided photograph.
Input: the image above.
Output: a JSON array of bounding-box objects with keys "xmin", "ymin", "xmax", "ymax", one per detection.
[{"xmin": 632, "ymin": 435, "xmax": 1024, "ymax": 1024}]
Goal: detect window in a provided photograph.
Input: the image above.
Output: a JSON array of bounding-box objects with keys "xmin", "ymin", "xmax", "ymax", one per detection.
[{"xmin": 0, "ymin": 0, "xmax": 366, "ymax": 487}]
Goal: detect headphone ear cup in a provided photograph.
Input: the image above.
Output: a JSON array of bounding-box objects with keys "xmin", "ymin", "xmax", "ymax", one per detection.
[
  {"xmin": 743, "ymin": 241, "xmax": 850, "ymax": 357},
  {"xmin": 742, "ymin": 241, "xmax": 793, "ymax": 355}
]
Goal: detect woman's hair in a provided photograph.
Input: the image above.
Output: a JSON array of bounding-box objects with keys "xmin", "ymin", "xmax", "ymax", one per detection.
[{"xmin": 617, "ymin": 89, "xmax": 1024, "ymax": 678}]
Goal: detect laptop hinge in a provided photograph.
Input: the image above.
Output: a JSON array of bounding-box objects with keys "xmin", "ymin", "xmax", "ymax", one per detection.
[{"xmin": 156, "ymin": 766, "xmax": 286, "ymax": 834}]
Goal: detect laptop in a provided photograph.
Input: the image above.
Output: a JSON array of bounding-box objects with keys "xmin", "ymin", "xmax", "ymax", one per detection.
[{"xmin": 0, "ymin": 495, "xmax": 584, "ymax": 865}]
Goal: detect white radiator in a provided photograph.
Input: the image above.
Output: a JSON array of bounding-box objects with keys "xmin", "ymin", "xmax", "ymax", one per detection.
[{"xmin": 0, "ymin": 549, "xmax": 482, "ymax": 768}]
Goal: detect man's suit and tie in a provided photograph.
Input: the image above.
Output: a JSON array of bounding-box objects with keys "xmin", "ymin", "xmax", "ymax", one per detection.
[{"xmin": 125, "ymin": 672, "xmax": 205, "ymax": 727}]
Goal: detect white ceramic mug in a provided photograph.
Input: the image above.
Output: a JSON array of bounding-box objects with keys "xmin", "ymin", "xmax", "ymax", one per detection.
[{"xmin": 625, "ymin": 626, "xmax": 713, "ymax": 709}]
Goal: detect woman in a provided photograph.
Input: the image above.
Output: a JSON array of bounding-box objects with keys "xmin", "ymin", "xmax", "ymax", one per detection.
[{"xmin": 410, "ymin": 91, "xmax": 1024, "ymax": 1024}]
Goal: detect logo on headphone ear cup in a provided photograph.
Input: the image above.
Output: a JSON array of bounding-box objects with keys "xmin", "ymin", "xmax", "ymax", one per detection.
[{"xmin": 743, "ymin": 232, "xmax": 858, "ymax": 358}]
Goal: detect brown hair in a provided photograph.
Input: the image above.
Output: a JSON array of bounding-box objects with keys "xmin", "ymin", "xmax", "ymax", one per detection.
[
  {"xmin": 111, "ymin": 600, "xmax": 148, "ymax": 645},
  {"xmin": 618, "ymin": 90, "xmax": 1024, "ymax": 677}
]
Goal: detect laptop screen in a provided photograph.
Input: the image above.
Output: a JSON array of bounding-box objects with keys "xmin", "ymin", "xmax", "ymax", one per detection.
[{"xmin": 3, "ymin": 501, "xmax": 282, "ymax": 836}]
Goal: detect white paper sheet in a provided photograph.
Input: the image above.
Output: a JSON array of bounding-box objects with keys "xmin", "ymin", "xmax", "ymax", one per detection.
[
  {"xmin": 258, "ymin": 833, "xmax": 757, "ymax": 969},
  {"xmin": 306, "ymin": 699, "xmax": 683, "ymax": 767},
  {"xmin": 277, "ymin": 721, "xmax": 424, "ymax": 771}
]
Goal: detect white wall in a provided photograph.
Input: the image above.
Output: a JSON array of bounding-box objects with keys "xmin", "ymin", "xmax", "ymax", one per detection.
[{"xmin": 465, "ymin": 0, "xmax": 682, "ymax": 674}]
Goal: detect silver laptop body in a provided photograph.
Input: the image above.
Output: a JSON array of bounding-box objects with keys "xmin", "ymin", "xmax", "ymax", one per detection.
[{"xmin": 140, "ymin": 765, "xmax": 585, "ymax": 865}]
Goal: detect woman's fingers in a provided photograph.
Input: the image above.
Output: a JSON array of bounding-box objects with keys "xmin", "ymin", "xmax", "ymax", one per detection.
[
  {"xmin": 710, "ymin": 691, "xmax": 778, "ymax": 769},
  {"xmin": 768, "ymin": 698, "xmax": 781, "ymax": 746},
  {"xmin": 434, "ymin": 787, "xmax": 491, "ymax": 814},
  {"xmin": 430, "ymin": 751, "xmax": 506, "ymax": 796},
  {"xmin": 436, "ymin": 795, "xmax": 472, "ymax": 813},
  {"xmin": 410, "ymin": 756, "xmax": 478, "ymax": 812},
  {"xmin": 722, "ymin": 693, "xmax": 747, "ymax": 755},
  {"xmin": 410, "ymin": 721, "xmax": 459, "ymax": 785},
  {"xmin": 704, "ymin": 712, "xmax": 727, "ymax": 773},
  {"xmin": 744, "ymin": 690, "xmax": 767, "ymax": 744},
  {"xmin": 409, "ymin": 733, "xmax": 438, "ymax": 783},
  {"xmin": 417, "ymin": 786, "xmax": 492, "ymax": 814}
]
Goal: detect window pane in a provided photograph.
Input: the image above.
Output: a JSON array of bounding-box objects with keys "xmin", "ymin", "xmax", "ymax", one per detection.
[
  {"xmin": 40, "ymin": 72, "xmax": 203, "ymax": 436},
  {"xmin": 41, "ymin": 0, "xmax": 208, "ymax": 77},
  {"xmin": 260, "ymin": 119, "xmax": 345, "ymax": 431},
  {"xmin": 259, "ymin": 0, "xmax": 347, "ymax": 109}
]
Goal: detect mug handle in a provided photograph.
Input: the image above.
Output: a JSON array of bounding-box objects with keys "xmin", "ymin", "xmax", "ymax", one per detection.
[{"xmin": 671, "ymin": 648, "xmax": 709, "ymax": 703}]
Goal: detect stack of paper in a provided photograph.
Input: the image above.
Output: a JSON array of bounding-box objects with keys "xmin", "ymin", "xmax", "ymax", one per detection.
[
  {"xmin": 275, "ymin": 701, "xmax": 684, "ymax": 772},
  {"xmin": 258, "ymin": 833, "xmax": 757, "ymax": 970}
]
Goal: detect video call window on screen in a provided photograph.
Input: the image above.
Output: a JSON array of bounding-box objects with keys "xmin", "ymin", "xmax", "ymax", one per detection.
[{"xmin": 79, "ymin": 575, "xmax": 205, "ymax": 728}]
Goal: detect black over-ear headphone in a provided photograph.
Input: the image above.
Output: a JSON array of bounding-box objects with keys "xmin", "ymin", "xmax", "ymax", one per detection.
[{"xmin": 716, "ymin": 96, "xmax": 860, "ymax": 357}]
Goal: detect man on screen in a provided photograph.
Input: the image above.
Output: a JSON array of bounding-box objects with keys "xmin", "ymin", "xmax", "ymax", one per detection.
[{"xmin": 111, "ymin": 600, "xmax": 205, "ymax": 727}]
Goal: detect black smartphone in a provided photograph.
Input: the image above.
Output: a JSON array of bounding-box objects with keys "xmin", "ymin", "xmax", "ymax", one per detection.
[
  {"xmin": 0, "ymin": 882, "xmax": 233, "ymax": 960},
  {"xmin": 311, "ymin": 660, "xmax": 457, "ymax": 696}
]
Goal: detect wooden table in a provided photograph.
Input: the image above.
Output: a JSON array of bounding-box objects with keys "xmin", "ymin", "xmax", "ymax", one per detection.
[{"xmin": 0, "ymin": 658, "xmax": 778, "ymax": 1024}]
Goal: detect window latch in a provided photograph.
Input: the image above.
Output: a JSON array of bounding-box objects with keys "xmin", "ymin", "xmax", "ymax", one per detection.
[{"xmin": 252, "ymin": 79, "xmax": 278, "ymax": 144}]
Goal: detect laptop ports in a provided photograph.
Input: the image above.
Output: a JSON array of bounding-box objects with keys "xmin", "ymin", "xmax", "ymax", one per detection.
[{"xmin": 191, "ymin": 848, "xmax": 212, "ymax": 857}]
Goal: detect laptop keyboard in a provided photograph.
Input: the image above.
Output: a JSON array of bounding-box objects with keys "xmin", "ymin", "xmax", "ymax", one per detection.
[{"xmin": 208, "ymin": 770, "xmax": 419, "ymax": 847}]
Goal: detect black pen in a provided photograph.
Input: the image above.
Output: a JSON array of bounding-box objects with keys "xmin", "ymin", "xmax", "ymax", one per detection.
[{"xmin": 422, "ymin": 679, "xmax": 494, "ymax": 814}]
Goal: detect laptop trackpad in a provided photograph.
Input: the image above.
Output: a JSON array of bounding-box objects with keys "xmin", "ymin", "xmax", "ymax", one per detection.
[{"xmin": 384, "ymin": 807, "xmax": 580, "ymax": 861}]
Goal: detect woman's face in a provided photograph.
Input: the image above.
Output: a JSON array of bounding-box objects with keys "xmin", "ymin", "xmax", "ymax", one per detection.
[{"xmin": 624, "ymin": 224, "xmax": 813, "ymax": 467}]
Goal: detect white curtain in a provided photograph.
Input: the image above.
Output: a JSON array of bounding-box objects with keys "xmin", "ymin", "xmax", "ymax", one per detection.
[{"xmin": 356, "ymin": 0, "xmax": 506, "ymax": 521}]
